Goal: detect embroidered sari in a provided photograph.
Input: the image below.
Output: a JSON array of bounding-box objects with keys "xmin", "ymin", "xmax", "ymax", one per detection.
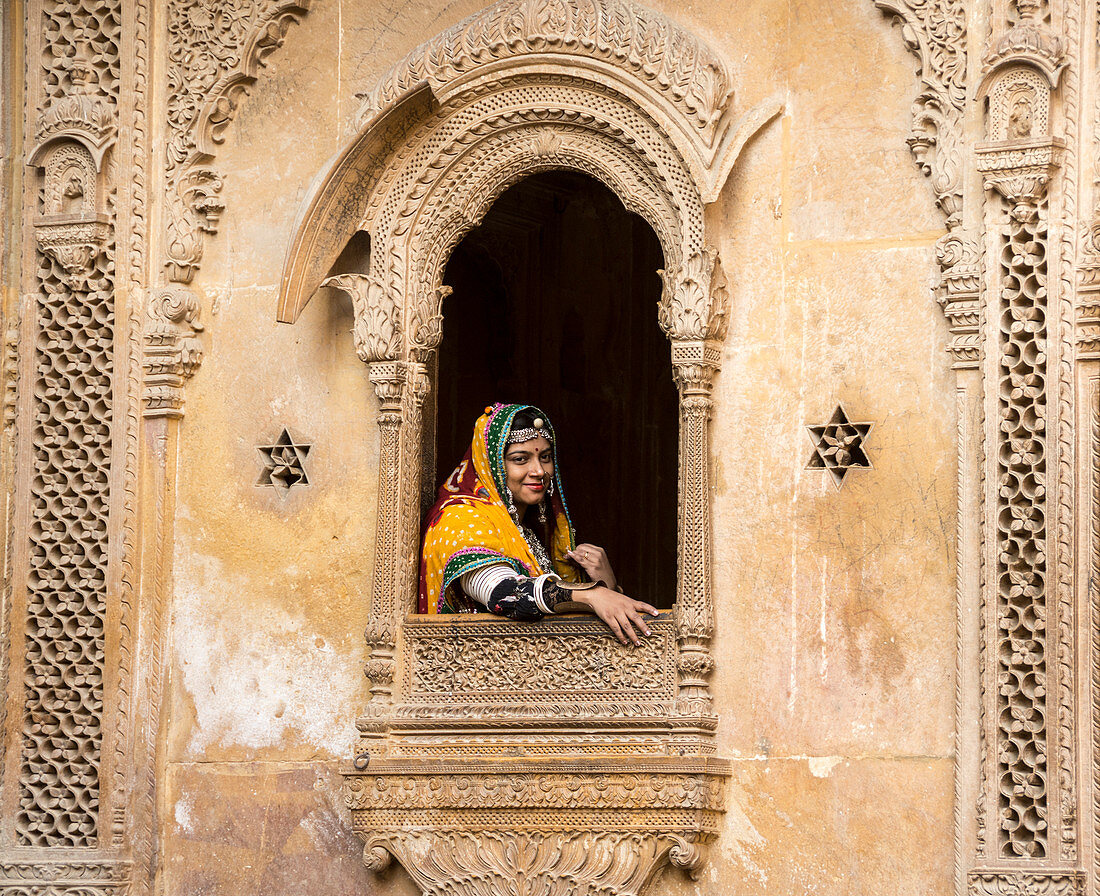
[{"xmin": 418, "ymin": 403, "xmax": 580, "ymax": 613}]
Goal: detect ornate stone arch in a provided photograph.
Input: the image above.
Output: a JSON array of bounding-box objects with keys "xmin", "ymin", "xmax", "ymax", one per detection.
[{"xmin": 278, "ymin": 0, "xmax": 780, "ymax": 891}]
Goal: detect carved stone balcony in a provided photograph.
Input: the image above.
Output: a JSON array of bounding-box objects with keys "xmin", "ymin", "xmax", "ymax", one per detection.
[{"xmin": 346, "ymin": 614, "xmax": 729, "ymax": 896}]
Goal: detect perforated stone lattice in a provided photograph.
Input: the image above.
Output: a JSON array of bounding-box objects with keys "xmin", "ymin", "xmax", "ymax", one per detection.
[
  {"xmin": 805, "ymin": 405, "xmax": 873, "ymax": 489},
  {"xmin": 995, "ymin": 204, "xmax": 1049, "ymax": 859},
  {"xmin": 256, "ymin": 428, "xmax": 311, "ymax": 494}
]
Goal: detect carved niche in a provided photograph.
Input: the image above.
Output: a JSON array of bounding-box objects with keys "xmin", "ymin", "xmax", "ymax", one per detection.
[{"xmin": 277, "ymin": 0, "xmax": 782, "ymax": 891}]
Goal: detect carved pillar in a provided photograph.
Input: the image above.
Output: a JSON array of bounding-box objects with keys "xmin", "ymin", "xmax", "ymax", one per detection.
[
  {"xmin": 670, "ymin": 342, "xmax": 718, "ymax": 717},
  {"xmin": 325, "ymin": 272, "xmax": 409, "ymax": 711},
  {"xmin": 363, "ymin": 361, "xmax": 405, "ymax": 711},
  {"xmin": 659, "ymin": 248, "xmax": 727, "ymax": 719},
  {"xmin": 967, "ymin": 0, "xmax": 1080, "ymax": 878},
  {"xmin": 0, "ymin": 2, "xmax": 139, "ymax": 891}
]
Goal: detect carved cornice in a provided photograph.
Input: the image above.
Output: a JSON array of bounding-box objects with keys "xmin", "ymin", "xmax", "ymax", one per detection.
[
  {"xmin": 976, "ymin": 137, "xmax": 1064, "ymax": 220},
  {"xmin": 164, "ymin": 0, "xmax": 310, "ymax": 283},
  {"xmin": 143, "ymin": 286, "xmax": 204, "ymax": 419},
  {"xmin": 357, "ymin": 0, "xmax": 733, "ymax": 149},
  {"xmin": 873, "ymin": 0, "xmax": 967, "ymax": 228},
  {"xmin": 346, "ymin": 766, "xmax": 726, "ymax": 813}
]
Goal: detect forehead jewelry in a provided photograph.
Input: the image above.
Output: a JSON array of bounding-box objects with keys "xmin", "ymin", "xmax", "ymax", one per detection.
[{"xmin": 506, "ymin": 416, "xmax": 553, "ymax": 445}]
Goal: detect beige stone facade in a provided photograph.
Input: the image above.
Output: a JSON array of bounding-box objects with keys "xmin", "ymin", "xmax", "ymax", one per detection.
[{"xmin": 1, "ymin": 0, "xmax": 1097, "ymax": 893}]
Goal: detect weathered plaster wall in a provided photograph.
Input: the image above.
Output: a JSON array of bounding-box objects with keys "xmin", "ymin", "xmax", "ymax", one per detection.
[{"xmin": 166, "ymin": 0, "xmax": 954, "ymax": 894}]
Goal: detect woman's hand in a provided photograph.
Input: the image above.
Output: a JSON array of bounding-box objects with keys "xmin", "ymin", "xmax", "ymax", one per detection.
[
  {"xmin": 572, "ymin": 586, "xmax": 659, "ymax": 646},
  {"xmin": 566, "ymin": 543, "xmax": 618, "ymax": 591}
]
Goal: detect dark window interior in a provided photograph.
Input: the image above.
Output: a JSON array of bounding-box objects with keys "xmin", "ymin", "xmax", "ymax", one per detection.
[{"xmin": 431, "ymin": 170, "xmax": 678, "ymax": 608}]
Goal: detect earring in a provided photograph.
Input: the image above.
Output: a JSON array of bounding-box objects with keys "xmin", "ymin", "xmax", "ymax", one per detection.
[
  {"xmin": 547, "ymin": 478, "xmax": 555, "ymax": 499},
  {"xmin": 506, "ymin": 489, "xmax": 518, "ymax": 522}
]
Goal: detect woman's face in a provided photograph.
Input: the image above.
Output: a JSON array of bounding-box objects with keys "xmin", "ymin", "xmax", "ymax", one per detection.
[{"xmin": 504, "ymin": 435, "xmax": 553, "ymax": 510}]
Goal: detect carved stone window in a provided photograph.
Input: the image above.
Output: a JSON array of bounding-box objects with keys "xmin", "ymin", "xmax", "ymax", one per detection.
[{"xmin": 276, "ymin": 0, "xmax": 783, "ymax": 890}]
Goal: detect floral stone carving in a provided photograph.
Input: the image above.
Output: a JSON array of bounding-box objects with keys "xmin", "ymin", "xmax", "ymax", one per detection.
[
  {"xmin": 349, "ymin": 616, "xmax": 729, "ymax": 894},
  {"xmin": 806, "ymin": 406, "xmax": 874, "ymax": 489},
  {"xmin": 165, "ymin": 0, "xmax": 310, "ymax": 282},
  {"xmin": 256, "ymin": 428, "xmax": 312, "ymax": 494},
  {"xmin": 272, "ymin": 0, "xmax": 757, "ymax": 890}
]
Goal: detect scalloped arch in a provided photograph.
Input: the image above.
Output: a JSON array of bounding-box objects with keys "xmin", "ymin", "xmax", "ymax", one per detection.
[{"xmin": 277, "ymin": 0, "xmax": 781, "ymax": 324}]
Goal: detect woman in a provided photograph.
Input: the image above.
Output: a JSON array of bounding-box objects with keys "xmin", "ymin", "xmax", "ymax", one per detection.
[{"xmin": 418, "ymin": 403, "xmax": 658, "ymax": 645}]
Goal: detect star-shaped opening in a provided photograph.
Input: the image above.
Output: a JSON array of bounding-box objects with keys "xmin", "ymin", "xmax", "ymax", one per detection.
[
  {"xmin": 257, "ymin": 428, "xmax": 312, "ymax": 495},
  {"xmin": 806, "ymin": 405, "xmax": 873, "ymax": 489}
]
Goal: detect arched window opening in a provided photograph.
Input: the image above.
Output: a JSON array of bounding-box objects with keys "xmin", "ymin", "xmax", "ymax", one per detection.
[{"xmin": 431, "ymin": 170, "xmax": 678, "ymax": 608}]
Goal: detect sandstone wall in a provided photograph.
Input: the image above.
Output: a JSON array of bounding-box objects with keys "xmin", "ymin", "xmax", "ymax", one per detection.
[{"xmin": 162, "ymin": 0, "xmax": 955, "ymax": 893}]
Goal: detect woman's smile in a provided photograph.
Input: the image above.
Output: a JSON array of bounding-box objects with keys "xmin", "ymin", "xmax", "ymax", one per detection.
[{"xmin": 504, "ymin": 435, "xmax": 554, "ymax": 509}]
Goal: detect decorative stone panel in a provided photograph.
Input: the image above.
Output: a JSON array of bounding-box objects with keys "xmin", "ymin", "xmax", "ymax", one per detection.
[{"xmin": 278, "ymin": 0, "xmax": 762, "ymax": 889}]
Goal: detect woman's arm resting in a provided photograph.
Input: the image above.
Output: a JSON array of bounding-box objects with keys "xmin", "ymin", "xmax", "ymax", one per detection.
[{"xmin": 567, "ymin": 586, "xmax": 658, "ymax": 646}]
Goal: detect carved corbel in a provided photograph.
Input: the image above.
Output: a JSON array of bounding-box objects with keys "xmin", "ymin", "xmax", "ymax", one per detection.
[
  {"xmin": 143, "ymin": 286, "xmax": 205, "ymax": 419},
  {"xmin": 352, "ymin": 830, "xmax": 711, "ymax": 896},
  {"xmin": 165, "ymin": 168, "xmax": 226, "ymax": 283},
  {"xmin": 976, "ymin": 138, "xmax": 1063, "ymax": 221},
  {"xmin": 934, "ymin": 230, "xmax": 982, "ymax": 368},
  {"xmin": 408, "ymin": 285, "xmax": 453, "ymax": 363},
  {"xmin": 35, "ymin": 216, "xmax": 112, "ymax": 287},
  {"xmin": 323, "ymin": 273, "xmax": 403, "ymax": 363},
  {"xmin": 345, "ymin": 757, "xmax": 728, "ymax": 896},
  {"xmin": 658, "ymin": 248, "xmax": 729, "ymax": 344}
]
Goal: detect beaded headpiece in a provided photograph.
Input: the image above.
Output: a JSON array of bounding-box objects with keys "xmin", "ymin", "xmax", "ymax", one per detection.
[{"xmin": 506, "ymin": 416, "xmax": 552, "ymax": 445}]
